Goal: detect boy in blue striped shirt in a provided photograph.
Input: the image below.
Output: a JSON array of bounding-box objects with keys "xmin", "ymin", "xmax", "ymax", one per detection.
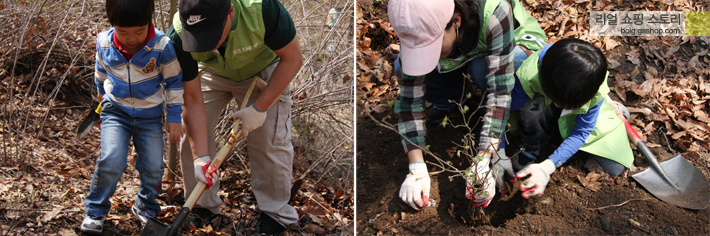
[{"xmin": 81, "ymin": 0, "xmax": 183, "ymax": 233}]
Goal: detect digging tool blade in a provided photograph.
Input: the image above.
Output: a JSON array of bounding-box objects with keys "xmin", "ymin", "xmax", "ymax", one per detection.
[
  {"xmin": 140, "ymin": 208, "xmax": 189, "ymax": 236},
  {"xmin": 607, "ymin": 96, "xmax": 710, "ymax": 209},
  {"xmin": 631, "ymin": 153, "xmax": 710, "ymax": 209},
  {"xmin": 77, "ymin": 102, "xmax": 102, "ymax": 138},
  {"xmin": 77, "ymin": 107, "xmax": 100, "ymax": 138},
  {"xmin": 140, "ymin": 218, "xmax": 169, "ymax": 236}
]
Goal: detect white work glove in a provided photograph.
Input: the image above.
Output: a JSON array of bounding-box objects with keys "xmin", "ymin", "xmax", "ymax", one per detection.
[
  {"xmin": 465, "ymin": 157, "xmax": 494, "ymax": 207},
  {"xmin": 194, "ymin": 155, "xmax": 219, "ymax": 189},
  {"xmin": 399, "ymin": 162, "xmax": 431, "ymax": 211},
  {"xmin": 465, "ymin": 148, "xmax": 517, "ymax": 208},
  {"xmin": 515, "ymin": 159, "xmax": 556, "ymax": 199},
  {"xmin": 232, "ymin": 104, "xmax": 267, "ymax": 137}
]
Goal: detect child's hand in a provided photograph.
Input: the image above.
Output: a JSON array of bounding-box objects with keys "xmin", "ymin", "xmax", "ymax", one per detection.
[
  {"xmin": 515, "ymin": 159, "xmax": 556, "ymax": 199},
  {"xmin": 166, "ymin": 122, "xmax": 183, "ymax": 143}
]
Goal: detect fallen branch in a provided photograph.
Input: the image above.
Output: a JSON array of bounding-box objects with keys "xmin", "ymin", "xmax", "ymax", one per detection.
[
  {"xmin": 3, "ymin": 208, "xmax": 54, "ymax": 211},
  {"xmin": 588, "ymin": 198, "xmax": 654, "ymax": 210},
  {"xmin": 3, "ymin": 208, "xmax": 82, "ymax": 213}
]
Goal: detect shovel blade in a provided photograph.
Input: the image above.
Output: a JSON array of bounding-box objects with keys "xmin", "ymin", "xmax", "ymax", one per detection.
[
  {"xmin": 77, "ymin": 111, "xmax": 100, "ymax": 138},
  {"xmin": 140, "ymin": 218, "xmax": 169, "ymax": 236},
  {"xmin": 632, "ymin": 154, "xmax": 710, "ymax": 209}
]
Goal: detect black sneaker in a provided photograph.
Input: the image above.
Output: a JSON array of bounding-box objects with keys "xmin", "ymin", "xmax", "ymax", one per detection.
[
  {"xmin": 426, "ymin": 107, "xmax": 455, "ymax": 124},
  {"xmin": 253, "ymin": 212, "xmax": 285, "ymax": 236},
  {"xmin": 182, "ymin": 208, "xmax": 216, "ymax": 230}
]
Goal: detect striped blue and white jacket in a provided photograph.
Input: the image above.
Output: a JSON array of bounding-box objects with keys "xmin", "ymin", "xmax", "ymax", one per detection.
[{"xmin": 94, "ymin": 28, "xmax": 183, "ymax": 123}]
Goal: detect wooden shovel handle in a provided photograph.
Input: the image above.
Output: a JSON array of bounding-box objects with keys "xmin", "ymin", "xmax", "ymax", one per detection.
[{"xmin": 183, "ymin": 77, "xmax": 274, "ymax": 210}]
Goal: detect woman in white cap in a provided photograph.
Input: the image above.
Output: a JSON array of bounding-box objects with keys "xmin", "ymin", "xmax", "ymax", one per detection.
[{"xmin": 388, "ymin": 0, "xmax": 546, "ymax": 210}]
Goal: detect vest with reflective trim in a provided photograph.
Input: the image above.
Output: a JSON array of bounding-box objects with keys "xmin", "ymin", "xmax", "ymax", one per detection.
[
  {"xmin": 172, "ymin": 0, "xmax": 277, "ymax": 82},
  {"xmin": 438, "ymin": 0, "xmax": 547, "ymax": 72},
  {"xmin": 515, "ymin": 49, "xmax": 634, "ymax": 168}
]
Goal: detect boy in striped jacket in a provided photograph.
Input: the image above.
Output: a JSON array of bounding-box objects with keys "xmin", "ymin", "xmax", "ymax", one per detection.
[{"xmin": 81, "ymin": 0, "xmax": 183, "ymax": 233}]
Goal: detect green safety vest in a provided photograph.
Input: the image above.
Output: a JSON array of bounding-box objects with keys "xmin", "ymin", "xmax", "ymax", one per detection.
[
  {"xmin": 438, "ymin": 0, "xmax": 547, "ymax": 72},
  {"xmin": 172, "ymin": 0, "xmax": 277, "ymax": 82},
  {"xmin": 515, "ymin": 50, "xmax": 634, "ymax": 168}
]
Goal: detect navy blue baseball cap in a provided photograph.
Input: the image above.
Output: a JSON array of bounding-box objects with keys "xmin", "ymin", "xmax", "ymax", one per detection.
[{"xmin": 179, "ymin": 0, "xmax": 231, "ymax": 52}]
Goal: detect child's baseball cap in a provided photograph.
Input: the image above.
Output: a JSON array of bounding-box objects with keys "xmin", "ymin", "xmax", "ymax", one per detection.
[
  {"xmin": 388, "ymin": 0, "xmax": 455, "ymax": 76},
  {"xmin": 178, "ymin": 0, "xmax": 231, "ymax": 52}
]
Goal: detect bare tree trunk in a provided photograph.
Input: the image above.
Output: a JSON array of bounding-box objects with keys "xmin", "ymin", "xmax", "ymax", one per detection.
[
  {"xmin": 168, "ymin": 0, "xmax": 177, "ymax": 28},
  {"xmin": 165, "ymin": 0, "xmax": 179, "ymax": 192},
  {"xmin": 166, "ymin": 142, "xmax": 179, "ymax": 202}
]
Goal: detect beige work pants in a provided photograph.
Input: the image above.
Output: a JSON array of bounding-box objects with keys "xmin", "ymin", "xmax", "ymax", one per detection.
[{"xmin": 179, "ymin": 61, "xmax": 298, "ymax": 227}]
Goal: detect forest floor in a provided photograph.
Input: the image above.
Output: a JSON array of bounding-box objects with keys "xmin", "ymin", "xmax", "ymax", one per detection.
[
  {"xmin": 356, "ymin": 0, "xmax": 710, "ymax": 235},
  {"xmin": 0, "ymin": 0, "xmax": 354, "ymax": 235}
]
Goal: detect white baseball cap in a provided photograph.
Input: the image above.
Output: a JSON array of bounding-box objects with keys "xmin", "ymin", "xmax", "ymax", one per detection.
[{"xmin": 388, "ymin": 0, "xmax": 455, "ymax": 76}]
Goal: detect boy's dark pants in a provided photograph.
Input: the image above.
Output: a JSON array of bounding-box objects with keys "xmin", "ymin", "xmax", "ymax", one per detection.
[{"xmin": 517, "ymin": 94, "xmax": 626, "ymax": 176}]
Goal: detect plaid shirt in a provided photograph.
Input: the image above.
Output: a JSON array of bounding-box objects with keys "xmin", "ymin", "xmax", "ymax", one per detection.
[{"xmin": 395, "ymin": 1, "xmax": 515, "ymax": 154}]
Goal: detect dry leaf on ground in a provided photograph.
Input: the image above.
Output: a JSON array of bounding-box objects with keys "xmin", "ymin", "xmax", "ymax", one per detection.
[{"xmin": 577, "ymin": 172, "xmax": 603, "ymax": 192}]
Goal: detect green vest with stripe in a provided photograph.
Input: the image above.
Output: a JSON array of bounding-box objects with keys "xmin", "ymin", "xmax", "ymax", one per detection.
[
  {"xmin": 515, "ymin": 49, "xmax": 634, "ymax": 168},
  {"xmin": 438, "ymin": 0, "xmax": 547, "ymax": 71},
  {"xmin": 172, "ymin": 0, "xmax": 277, "ymax": 82}
]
